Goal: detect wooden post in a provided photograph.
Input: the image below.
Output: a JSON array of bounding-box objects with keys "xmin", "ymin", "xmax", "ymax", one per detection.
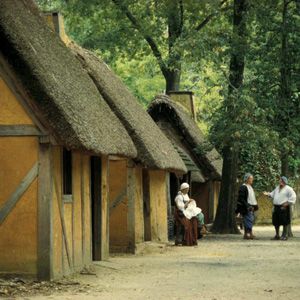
[
  {"xmin": 127, "ymin": 161, "xmax": 136, "ymax": 253},
  {"xmin": 80, "ymin": 155, "xmax": 86, "ymax": 263},
  {"xmin": 101, "ymin": 156, "xmax": 110, "ymax": 260},
  {"xmin": 135, "ymin": 166, "xmax": 145, "ymax": 244},
  {"xmin": 208, "ymin": 180, "xmax": 214, "ymax": 223},
  {"xmin": 37, "ymin": 142, "xmax": 53, "ymax": 280},
  {"xmin": 166, "ymin": 172, "xmax": 173, "ymax": 241}
]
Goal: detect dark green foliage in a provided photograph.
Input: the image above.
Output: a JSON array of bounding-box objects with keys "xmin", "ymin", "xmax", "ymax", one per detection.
[{"xmin": 35, "ymin": 0, "xmax": 300, "ymax": 193}]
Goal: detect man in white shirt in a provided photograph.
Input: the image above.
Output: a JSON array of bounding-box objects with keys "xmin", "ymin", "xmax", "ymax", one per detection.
[{"xmin": 264, "ymin": 176, "xmax": 296, "ymax": 240}]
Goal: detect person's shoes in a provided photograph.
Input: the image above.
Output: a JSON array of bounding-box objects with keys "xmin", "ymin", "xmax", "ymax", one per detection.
[
  {"xmin": 201, "ymin": 225, "xmax": 208, "ymax": 235},
  {"xmin": 280, "ymin": 236, "xmax": 288, "ymax": 241},
  {"xmin": 271, "ymin": 235, "xmax": 280, "ymax": 240},
  {"xmin": 243, "ymin": 234, "xmax": 251, "ymax": 240},
  {"xmin": 249, "ymin": 231, "xmax": 256, "ymax": 239}
]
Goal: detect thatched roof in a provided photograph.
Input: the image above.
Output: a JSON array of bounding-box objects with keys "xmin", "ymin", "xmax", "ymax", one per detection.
[
  {"xmin": 70, "ymin": 43, "xmax": 187, "ymax": 172},
  {"xmin": 0, "ymin": 0, "xmax": 136, "ymax": 157},
  {"xmin": 148, "ymin": 95, "xmax": 223, "ymax": 180}
]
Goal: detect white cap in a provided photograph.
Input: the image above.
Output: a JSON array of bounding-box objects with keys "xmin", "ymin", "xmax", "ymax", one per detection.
[{"xmin": 180, "ymin": 182, "xmax": 189, "ymax": 190}]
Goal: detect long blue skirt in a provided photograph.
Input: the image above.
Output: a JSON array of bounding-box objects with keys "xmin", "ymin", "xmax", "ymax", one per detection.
[{"xmin": 243, "ymin": 211, "xmax": 254, "ymax": 231}]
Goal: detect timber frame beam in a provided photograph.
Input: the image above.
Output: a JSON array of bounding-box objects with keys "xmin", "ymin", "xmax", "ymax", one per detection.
[
  {"xmin": 0, "ymin": 162, "xmax": 39, "ymax": 225},
  {"xmin": 37, "ymin": 143, "xmax": 53, "ymax": 280},
  {"xmin": 0, "ymin": 124, "xmax": 42, "ymax": 136}
]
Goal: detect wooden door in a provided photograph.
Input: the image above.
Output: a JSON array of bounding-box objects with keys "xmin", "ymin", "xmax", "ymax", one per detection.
[{"xmin": 90, "ymin": 156, "xmax": 102, "ymax": 261}]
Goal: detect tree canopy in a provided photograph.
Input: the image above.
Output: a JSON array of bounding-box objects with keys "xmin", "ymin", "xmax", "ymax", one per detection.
[{"xmin": 36, "ymin": 0, "xmax": 300, "ymax": 198}]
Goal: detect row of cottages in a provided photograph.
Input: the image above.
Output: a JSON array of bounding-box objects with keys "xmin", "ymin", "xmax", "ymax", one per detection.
[
  {"xmin": 67, "ymin": 40, "xmax": 187, "ymax": 251},
  {"xmin": 148, "ymin": 93, "xmax": 223, "ymax": 225},
  {"xmin": 0, "ymin": 0, "xmax": 186, "ymax": 280},
  {"xmin": 44, "ymin": 13, "xmax": 187, "ymax": 251}
]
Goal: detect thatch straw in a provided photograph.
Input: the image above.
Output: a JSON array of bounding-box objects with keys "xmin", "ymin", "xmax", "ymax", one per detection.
[
  {"xmin": 70, "ymin": 44, "xmax": 187, "ymax": 172},
  {"xmin": 0, "ymin": 0, "xmax": 136, "ymax": 157},
  {"xmin": 148, "ymin": 95, "xmax": 222, "ymax": 179}
]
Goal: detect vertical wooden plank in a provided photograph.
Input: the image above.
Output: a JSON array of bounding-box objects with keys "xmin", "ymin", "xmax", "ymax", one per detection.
[
  {"xmin": 149, "ymin": 170, "xmax": 157, "ymax": 241},
  {"xmin": 208, "ymin": 180, "xmax": 214, "ymax": 223},
  {"xmin": 51, "ymin": 146, "xmax": 63, "ymax": 278},
  {"xmin": 166, "ymin": 172, "xmax": 172, "ymax": 217},
  {"xmin": 82, "ymin": 155, "xmax": 92, "ymax": 265},
  {"xmin": 81, "ymin": 155, "xmax": 86, "ymax": 263},
  {"xmin": 127, "ymin": 160, "xmax": 136, "ymax": 253},
  {"xmin": 149, "ymin": 170, "xmax": 168, "ymax": 243},
  {"xmin": 37, "ymin": 142, "xmax": 53, "ymax": 280},
  {"xmin": 134, "ymin": 166, "xmax": 144, "ymax": 244},
  {"xmin": 71, "ymin": 153, "xmax": 75, "ymax": 269},
  {"xmin": 101, "ymin": 156, "xmax": 109, "ymax": 260},
  {"xmin": 63, "ymin": 202, "xmax": 73, "ymax": 273},
  {"xmin": 72, "ymin": 152, "xmax": 82, "ymax": 269},
  {"xmin": 213, "ymin": 181, "xmax": 221, "ymax": 220}
]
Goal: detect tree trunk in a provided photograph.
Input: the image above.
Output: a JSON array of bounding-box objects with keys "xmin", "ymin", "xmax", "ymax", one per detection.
[
  {"xmin": 281, "ymin": 155, "xmax": 289, "ymax": 176},
  {"xmin": 165, "ymin": 68, "xmax": 181, "ymax": 92},
  {"xmin": 164, "ymin": 0, "xmax": 183, "ymax": 93},
  {"xmin": 212, "ymin": 146, "xmax": 240, "ymax": 233},
  {"xmin": 212, "ymin": 0, "xmax": 248, "ymax": 234}
]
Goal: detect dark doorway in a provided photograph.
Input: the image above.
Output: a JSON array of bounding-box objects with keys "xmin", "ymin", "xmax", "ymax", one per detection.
[
  {"xmin": 142, "ymin": 169, "xmax": 151, "ymax": 241},
  {"xmin": 168, "ymin": 172, "xmax": 180, "ymax": 240},
  {"xmin": 169, "ymin": 172, "xmax": 179, "ymax": 207},
  {"xmin": 90, "ymin": 156, "xmax": 102, "ymax": 261}
]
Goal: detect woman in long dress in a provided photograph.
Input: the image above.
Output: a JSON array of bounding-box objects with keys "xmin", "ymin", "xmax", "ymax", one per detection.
[{"xmin": 174, "ymin": 183, "xmax": 204, "ymax": 245}]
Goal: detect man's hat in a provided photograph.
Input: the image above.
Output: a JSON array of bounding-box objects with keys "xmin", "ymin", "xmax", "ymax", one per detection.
[{"xmin": 281, "ymin": 176, "xmax": 288, "ymax": 185}]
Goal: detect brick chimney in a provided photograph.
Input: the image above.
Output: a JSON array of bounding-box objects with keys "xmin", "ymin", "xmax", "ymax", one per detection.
[
  {"xmin": 43, "ymin": 12, "xmax": 71, "ymax": 45},
  {"xmin": 167, "ymin": 91, "xmax": 196, "ymax": 121}
]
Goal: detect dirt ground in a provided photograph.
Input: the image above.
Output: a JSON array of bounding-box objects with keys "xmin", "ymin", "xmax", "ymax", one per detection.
[{"xmin": 3, "ymin": 225, "xmax": 300, "ymax": 300}]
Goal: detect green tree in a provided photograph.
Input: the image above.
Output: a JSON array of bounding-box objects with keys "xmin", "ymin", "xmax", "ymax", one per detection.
[
  {"xmin": 36, "ymin": 0, "xmax": 231, "ymax": 92},
  {"xmin": 246, "ymin": 0, "xmax": 300, "ymax": 179},
  {"xmin": 212, "ymin": 0, "xmax": 248, "ymax": 233}
]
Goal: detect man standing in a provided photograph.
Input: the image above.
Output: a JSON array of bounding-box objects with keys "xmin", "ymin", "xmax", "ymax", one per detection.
[
  {"xmin": 264, "ymin": 176, "xmax": 296, "ymax": 240},
  {"xmin": 236, "ymin": 173, "xmax": 258, "ymax": 240}
]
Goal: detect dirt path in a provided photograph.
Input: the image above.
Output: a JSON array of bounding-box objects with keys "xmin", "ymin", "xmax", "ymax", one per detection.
[{"xmin": 12, "ymin": 226, "xmax": 300, "ymax": 300}]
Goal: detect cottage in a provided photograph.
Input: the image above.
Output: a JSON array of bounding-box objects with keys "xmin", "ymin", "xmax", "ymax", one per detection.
[
  {"xmin": 68, "ymin": 44, "xmax": 187, "ymax": 252},
  {"xmin": 148, "ymin": 93, "xmax": 223, "ymax": 225},
  {"xmin": 0, "ymin": 0, "xmax": 137, "ymax": 279}
]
